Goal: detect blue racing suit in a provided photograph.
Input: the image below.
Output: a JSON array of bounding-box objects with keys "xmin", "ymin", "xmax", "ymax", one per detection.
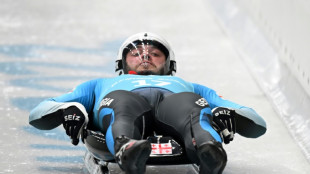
[{"xmin": 29, "ymin": 74, "xmax": 266, "ymax": 157}]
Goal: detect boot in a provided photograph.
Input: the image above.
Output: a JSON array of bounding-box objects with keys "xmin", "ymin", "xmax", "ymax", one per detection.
[
  {"xmin": 114, "ymin": 135, "xmax": 151, "ymax": 174},
  {"xmin": 197, "ymin": 141, "xmax": 227, "ymax": 174}
]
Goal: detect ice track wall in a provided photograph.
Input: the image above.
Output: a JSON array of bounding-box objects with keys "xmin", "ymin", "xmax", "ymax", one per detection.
[{"xmin": 206, "ymin": 0, "xmax": 310, "ymax": 162}]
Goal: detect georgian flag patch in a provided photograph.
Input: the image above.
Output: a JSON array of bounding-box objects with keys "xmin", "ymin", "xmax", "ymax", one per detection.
[{"xmin": 151, "ymin": 143, "xmax": 172, "ymax": 155}]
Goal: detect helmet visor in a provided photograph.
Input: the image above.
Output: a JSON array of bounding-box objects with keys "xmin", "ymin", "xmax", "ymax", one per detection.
[
  {"xmin": 123, "ymin": 40, "xmax": 169, "ymax": 60},
  {"xmin": 123, "ymin": 40, "xmax": 169, "ymax": 75}
]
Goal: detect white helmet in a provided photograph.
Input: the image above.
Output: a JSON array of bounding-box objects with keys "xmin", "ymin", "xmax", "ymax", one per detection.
[{"xmin": 115, "ymin": 32, "xmax": 176, "ymax": 75}]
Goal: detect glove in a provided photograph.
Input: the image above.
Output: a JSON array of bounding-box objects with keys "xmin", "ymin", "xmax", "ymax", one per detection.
[
  {"xmin": 61, "ymin": 106, "xmax": 87, "ymax": 145},
  {"xmin": 212, "ymin": 107, "xmax": 236, "ymax": 144}
]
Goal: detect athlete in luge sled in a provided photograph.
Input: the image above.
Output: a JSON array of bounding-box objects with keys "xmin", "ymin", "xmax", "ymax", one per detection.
[{"xmin": 29, "ymin": 32, "xmax": 267, "ymax": 174}]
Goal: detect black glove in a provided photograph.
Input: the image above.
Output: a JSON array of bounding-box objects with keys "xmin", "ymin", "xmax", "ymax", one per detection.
[
  {"xmin": 212, "ymin": 107, "xmax": 236, "ymax": 144},
  {"xmin": 62, "ymin": 106, "xmax": 87, "ymax": 145}
]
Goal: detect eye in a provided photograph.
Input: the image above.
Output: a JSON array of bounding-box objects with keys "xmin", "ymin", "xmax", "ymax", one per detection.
[
  {"xmin": 130, "ymin": 51, "xmax": 140, "ymax": 57},
  {"xmin": 150, "ymin": 50, "xmax": 164, "ymax": 57},
  {"xmin": 150, "ymin": 53, "xmax": 159, "ymax": 57}
]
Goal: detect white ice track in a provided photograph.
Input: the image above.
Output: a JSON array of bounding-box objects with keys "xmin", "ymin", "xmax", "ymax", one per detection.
[{"xmin": 0, "ymin": 0, "xmax": 309, "ymax": 173}]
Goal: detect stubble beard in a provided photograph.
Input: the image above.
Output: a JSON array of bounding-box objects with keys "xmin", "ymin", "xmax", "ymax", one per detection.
[{"xmin": 126, "ymin": 64, "xmax": 165, "ymax": 75}]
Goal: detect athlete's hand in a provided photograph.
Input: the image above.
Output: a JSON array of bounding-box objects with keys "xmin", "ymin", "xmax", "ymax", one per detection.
[
  {"xmin": 62, "ymin": 106, "xmax": 88, "ymax": 145},
  {"xmin": 212, "ymin": 107, "xmax": 236, "ymax": 144}
]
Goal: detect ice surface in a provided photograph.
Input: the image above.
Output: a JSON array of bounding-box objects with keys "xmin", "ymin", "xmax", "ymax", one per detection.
[{"xmin": 0, "ymin": 0, "xmax": 309, "ymax": 173}]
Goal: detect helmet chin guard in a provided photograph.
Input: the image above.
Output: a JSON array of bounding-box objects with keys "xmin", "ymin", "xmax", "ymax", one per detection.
[{"xmin": 115, "ymin": 32, "xmax": 176, "ymax": 76}]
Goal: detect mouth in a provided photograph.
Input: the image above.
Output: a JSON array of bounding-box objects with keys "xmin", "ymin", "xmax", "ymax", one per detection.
[{"xmin": 140, "ymin": 62, "xmax": 154, "ymax": 68}]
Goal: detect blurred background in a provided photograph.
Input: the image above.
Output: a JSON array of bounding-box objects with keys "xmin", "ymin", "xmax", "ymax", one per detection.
[{"xmin": 0, "ymin": 0, "xmax": 309, "ymax": 173}]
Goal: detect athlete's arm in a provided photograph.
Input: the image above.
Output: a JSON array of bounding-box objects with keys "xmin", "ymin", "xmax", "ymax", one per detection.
[
  {"xmin": 29, "ymin": 79, "xmax": 98, "ymax": 130},
  {"xmin": 192, "ymin": 83, "xmax": 267, "ymax": 138}
]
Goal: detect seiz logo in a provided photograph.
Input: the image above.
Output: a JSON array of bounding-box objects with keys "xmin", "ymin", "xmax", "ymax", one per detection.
[
  {"xmin": 64, "ymin": 114, "xmax": 80, "ymax": 121},
  {"xmin": 214, "ymin": 110, "xmax": 230, "ymax": 116},
  {"xmin": 195, "ymin": 98, "xmax": 208, "ymax": 107},
  {"xmin": 100, "ymin": 98, "xmax": 114, "ymax": 107}
]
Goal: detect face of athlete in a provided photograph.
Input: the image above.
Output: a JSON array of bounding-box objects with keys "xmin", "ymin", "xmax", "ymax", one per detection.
[{"xmin": 125, "ymin": 45, "xmax": 166, "ymax": 75}]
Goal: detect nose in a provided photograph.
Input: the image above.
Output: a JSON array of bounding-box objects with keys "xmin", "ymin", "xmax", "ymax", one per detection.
[{"xmin": 142, "ymin": 54, "xmax": 150, "ymax": 61}]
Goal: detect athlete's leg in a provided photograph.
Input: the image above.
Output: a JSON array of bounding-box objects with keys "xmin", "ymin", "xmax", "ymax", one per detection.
[
  {"xmin": 97, "ymin": 90, "xmax": 152, "ymax": 174},
  {"xmin": 156, "ymin": 92, "xmax": 227, "ymax": 174}
]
